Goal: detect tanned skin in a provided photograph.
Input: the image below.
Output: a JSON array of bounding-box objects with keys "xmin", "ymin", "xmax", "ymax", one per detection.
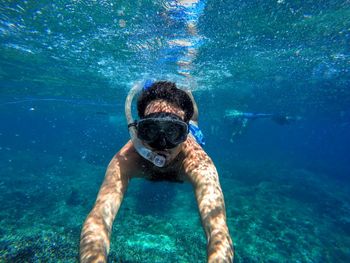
[{"xmin": 80, "ymin": 99, "xmax": 234, "ymax": 263}]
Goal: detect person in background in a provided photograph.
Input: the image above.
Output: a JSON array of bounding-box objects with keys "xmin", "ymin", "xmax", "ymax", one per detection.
[
  {"xmin": 223, "ymin": 109, "xmax": 299, "ymax": 142},
  {"xmin": 79, "ymin": 81, "xmax": 234, "ymax": 263}
]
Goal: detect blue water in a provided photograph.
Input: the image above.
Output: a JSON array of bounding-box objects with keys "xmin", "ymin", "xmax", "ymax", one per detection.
[{"xmin": 1, "ymin": 0, "xmax": 350, "ymax": 262}]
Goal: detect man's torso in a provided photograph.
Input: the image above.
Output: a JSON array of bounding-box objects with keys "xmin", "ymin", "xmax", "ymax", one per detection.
[{"xmin": 116, "ymin": 138, "xmax": 203, "ymax": 183}]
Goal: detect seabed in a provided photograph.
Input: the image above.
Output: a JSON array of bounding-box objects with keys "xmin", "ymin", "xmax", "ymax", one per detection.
[{"xmin": 0, "ymin": 150, "xmax": 349, "ymax": 262}]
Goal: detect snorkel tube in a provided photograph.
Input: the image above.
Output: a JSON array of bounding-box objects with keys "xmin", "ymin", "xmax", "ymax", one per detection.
[{"xmin": 125, "ymin": 81, "xmax": 166, "ymax": 167}]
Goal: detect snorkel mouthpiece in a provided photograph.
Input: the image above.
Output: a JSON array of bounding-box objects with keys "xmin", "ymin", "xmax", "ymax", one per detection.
[
  {"xmin": 125, "ymin": 81, "xmax": 167, "ymax": 167},
  {"xmin": 138, "ymin": 146, "xmax": 166, "ymax": 167},
  {"xmin": 154, "ymin": 154, "xmax": 166, "ymax": 167}
]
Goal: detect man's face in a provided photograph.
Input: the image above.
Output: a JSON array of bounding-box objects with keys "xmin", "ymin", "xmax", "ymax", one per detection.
[{"xmin": 142, "ymin": 99, "xmax": 186, "ymax": 164}]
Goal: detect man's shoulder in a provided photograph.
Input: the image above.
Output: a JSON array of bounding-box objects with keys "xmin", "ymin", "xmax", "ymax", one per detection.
[
  {"xmin": 182, "ymin": 136, "xmax": 208, "ymax": 156},
  {"xmin": 181, "ymin": 137, "xmax": 213, "ymax": 173},
  {"xmin": 108, "ymin": 141, "xmax": 144, "ymax": 175}
]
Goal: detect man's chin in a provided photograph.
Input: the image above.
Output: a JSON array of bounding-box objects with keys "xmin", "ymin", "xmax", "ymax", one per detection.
[
  {"xmin": 155, "ymin": 150, "xmax": 170, "ymax": 159},
  {"xmin": 155, "ymin": 150, "xmax": 178, "ymax": 164},
  {"xmin": 147, "ymin": 144, "xmax": 182, "ymax": 164}
]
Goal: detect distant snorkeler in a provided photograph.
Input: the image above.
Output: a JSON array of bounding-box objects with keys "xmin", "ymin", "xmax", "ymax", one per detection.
[
  {"xmin": 80, "ymin": 81, "xmax": 234, "ymax": 263},
  {"xmin": 224, "ymin": 109, "xmax": 300, "ymax": 142}
]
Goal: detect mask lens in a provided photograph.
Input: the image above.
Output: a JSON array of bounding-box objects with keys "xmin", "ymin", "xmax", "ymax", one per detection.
[
  {"xmin": 137, "ymin": 116, "xmax": 188, "ymax": 149},
  {"xmin": 137, "ymin": 121, "xmax": 159, "ymax": 142},
  {"xmin": 164, "ymin": 122, "xmax": 187, "ymax": 144}
]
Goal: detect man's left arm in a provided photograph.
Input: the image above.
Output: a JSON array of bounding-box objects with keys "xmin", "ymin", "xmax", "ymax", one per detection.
[{"xmin": 183, "ymin": 150, "xmax": 234, "ymax": 262}]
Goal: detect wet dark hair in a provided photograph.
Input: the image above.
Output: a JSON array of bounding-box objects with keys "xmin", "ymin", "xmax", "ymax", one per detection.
[{"xmin": 137, "ymin": 81, "xmax": 194, "ymax": 122}]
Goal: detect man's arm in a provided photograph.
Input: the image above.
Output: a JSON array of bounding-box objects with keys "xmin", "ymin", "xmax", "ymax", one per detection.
[
  {"xmin": 184, "ymin": 148, "xmax": 234, "ymax": 262},
  {"xmin": 80, "ymin": 151, "xmax": 130, "ymax": 263}
]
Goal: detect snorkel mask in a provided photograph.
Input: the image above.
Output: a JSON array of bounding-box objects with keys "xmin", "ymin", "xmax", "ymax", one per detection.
[
  {"xmin": 137, "ymin": 112, "xmax": 188, "ymax": 150},
  {"xmin": 125, "ymin": 81, "xmax": 189, "ymax": 167}
]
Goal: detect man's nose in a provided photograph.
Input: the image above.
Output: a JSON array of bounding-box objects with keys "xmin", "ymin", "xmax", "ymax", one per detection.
[{"xmin": 158, "ymin": 134, "xmax": 167, "ymax": 149}]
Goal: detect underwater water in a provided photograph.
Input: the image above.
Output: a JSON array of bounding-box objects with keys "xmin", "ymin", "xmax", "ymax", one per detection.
[{"xmin": 1, "ymin": 0, "xmax": 350, "ymax": 262}]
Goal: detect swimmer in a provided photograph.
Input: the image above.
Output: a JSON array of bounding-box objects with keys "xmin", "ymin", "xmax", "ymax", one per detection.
[
  {"xmin": 80, "ymin": 81, "xmax": 234, "ymax": 263},
  {"xmin": 225, "ymin": 110, "xmax": 298, "ymax": 125},
  {"xmin": 224, "ymin": 109, "xmax": 300, "ymax": 142}
]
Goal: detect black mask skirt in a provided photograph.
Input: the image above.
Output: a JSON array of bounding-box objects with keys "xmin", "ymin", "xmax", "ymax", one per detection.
[{"xmin": 136, "ymin": 112, "xmax": 189, "ymax": 150}]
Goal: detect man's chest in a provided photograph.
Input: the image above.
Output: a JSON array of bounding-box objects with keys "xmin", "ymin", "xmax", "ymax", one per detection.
[{"xmin": 139, "ymin": 161, "xmax": 185, "ymax": 183}]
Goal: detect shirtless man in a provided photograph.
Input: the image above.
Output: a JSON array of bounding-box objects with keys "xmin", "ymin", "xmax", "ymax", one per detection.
[{"xmin": 79, "ymin": 81, "xmax": 234, "ymax": 262}]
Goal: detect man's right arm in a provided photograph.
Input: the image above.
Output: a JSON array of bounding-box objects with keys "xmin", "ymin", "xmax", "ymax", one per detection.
[{"xmin": 79, "ymin": 150, "xmax": 130, "ymax": 263}]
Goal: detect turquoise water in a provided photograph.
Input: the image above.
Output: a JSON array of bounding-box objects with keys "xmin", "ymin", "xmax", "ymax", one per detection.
[{"xmin": 1, "ymin": 0, "xmax": 350, "ymax": 262}]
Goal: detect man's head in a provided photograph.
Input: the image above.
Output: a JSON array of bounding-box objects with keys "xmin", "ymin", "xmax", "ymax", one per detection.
[
  {"xmin": 137, "ymin": 81, "xmax": 194, "ymax": 122},
  {"xmin": 136, "ymin": 81, "xmax": 194, "ymax": 161}
]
